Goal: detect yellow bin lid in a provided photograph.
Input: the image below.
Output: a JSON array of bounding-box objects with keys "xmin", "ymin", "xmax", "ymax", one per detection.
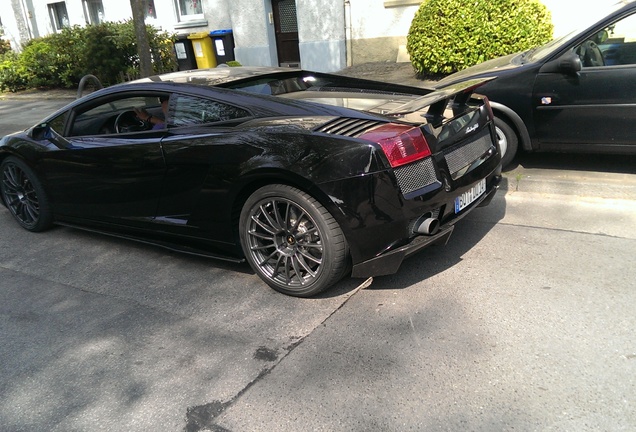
[{"xmin": 187, "ymin": 32, "xmax": 210, "ymax": 39}]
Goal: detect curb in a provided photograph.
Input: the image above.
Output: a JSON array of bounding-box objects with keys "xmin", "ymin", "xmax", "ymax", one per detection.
[
  {"xmin": 1, "ymin": 89, "xmax": 91, "ymax": 101},
  {"xmin": 501, "ymin": 170, "xmax": 636, "ymax": 201}
]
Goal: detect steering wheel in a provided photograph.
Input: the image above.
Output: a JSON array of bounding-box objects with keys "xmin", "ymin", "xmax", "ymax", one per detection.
[
  {"xmin": 114, "ymin": 110, "xmax": 148, "ymax": 133},
  {"xmin": 580, "ymin": 40, "xmax": 604, "ymax": 67}
]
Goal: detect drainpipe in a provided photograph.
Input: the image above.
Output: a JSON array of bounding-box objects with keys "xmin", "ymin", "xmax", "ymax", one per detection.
[{"xmin": 344, "ymin": 0, "xmax": 352, "ymax": 67}]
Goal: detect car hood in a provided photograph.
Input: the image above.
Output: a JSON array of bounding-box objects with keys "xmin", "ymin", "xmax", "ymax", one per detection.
[{"xmin": 435, "ymin": 52, "xmax": 522, "ymax": 88}]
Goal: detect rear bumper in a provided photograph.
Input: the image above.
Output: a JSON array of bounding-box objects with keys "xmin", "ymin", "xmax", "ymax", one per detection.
[
  {"xmin": 350, "ymin": 225, "xmax": 454, "ymax": 278},
  {"xmin": 350, "ymin": 174, "xmax": 501, "ymax": 278}
]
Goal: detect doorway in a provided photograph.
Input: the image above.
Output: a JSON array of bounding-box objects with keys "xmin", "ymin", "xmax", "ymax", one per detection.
[{"xmin": 271, "ymin": 0, "xmax": 300, "ymax": 67}]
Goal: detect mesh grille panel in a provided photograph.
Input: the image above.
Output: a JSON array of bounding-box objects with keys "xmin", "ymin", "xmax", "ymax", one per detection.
[
  {"xmin": 394, "ymin": 158, "xmax": 437, "ymax": 195},
  {"xmin": 444, "ymin": 131, "xmax": 493, "ymax": 176}
]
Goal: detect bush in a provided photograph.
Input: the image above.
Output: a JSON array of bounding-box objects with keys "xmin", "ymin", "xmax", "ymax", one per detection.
[
  {"xmin": 73, "ymin": 21, "xmax": 177, "ymax": 85},
  {"xmin": 0, "ymin": 21, "xmax": 176, "ymax": 91},
  {"xmin": 0, "ymin": 51, "xmax": 28, "ymax": 92},
  {"xmin": 407, "ymin": 0, "xmax": 553, "ymax": 74},
  {"xmin": 19, "ymin": 38, "xmax": 69, "ymax": 88}
]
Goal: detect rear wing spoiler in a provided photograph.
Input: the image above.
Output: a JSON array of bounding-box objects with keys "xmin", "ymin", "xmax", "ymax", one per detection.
[{"xmin": 386, "ymin": 77, "xmax": 497, "ymax": 117}]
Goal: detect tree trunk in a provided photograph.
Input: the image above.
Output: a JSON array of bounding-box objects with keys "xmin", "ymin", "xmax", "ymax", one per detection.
[{"xmin": 130, "ymin": 0, "xmax": 153, "ymax": 78}]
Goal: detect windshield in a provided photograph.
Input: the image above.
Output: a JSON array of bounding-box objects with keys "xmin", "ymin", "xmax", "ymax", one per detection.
[{"xmin": 526, "ymin": 31, "xmax": 579, "ymax": 62}]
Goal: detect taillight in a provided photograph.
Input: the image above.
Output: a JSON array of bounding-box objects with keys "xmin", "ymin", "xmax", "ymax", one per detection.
[{"xmin": 359, "ymin": 123, "xmax": 431, "ymax": 168}]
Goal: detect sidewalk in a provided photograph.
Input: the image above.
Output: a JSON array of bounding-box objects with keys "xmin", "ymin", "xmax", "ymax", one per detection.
[
  {"xmin": 336, "ymin": 61, "xmax": 436, "ymax": 87},
  {"xmin": 0, "ymin": 87, "xmax": 78, "ymax": 101}
]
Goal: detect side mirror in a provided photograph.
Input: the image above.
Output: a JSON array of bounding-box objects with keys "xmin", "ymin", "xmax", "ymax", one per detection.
[
  {"xmin": 539, "ymin": 51, "xmax": 582, "ymax": 76},
  {"xmin": 30, "ymin": 123, "xmax": 72, "ymax": 149},
  {"xmin": 30, "ymin": 123, "xmax": 50, "ymax": 141}
]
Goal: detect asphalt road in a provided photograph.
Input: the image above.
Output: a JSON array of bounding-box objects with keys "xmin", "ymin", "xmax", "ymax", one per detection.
[{"xmin": 1, "ymin": 96, "xmax": 635, "ymax": 431}]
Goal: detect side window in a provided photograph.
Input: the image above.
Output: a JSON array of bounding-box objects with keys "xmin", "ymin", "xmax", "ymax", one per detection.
[
  {"xmin": 144, "ymin": 0, "xmax": 157, "ymax": 19},
  {"xmin": 82, "ymin": 0, "xmax": 104, "ymax": 24},
  {"xmin": 576, "ymin": 13, "xmax": 636, "ymax": 67},
  {"xmin": 175, "ymin": 0, "xmax": 203, "ymax": 23},
  {"xmin": 48, "ymin": 111, "xmax": 70, "ymax": 135},
  {"xmin": 48, "ymin": 2, "xmax": 70, "ymax": 31},
  {"xmin": 170, "ymin": 94, "xmax": 250, "ymax": 127},
  {"xmin": 69, "ymin": 94, "xmax": 168, "ymax": 137}
]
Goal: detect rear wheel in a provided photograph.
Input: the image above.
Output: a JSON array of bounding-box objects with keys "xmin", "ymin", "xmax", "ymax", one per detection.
[
  {"xmin": 239, "ymin": 184, "xmax": 349, "ymax": 297},
  {"xmin": 494, "ymin": 116, "xmax": 519, "ymax": 168},
  {"xmin": 0, "ymin": 157, "xmax": 53, "ymax": 232}
]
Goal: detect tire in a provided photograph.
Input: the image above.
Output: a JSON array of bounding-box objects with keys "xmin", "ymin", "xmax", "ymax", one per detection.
[
  {"xmin": 239, "ymin": 184, "xmax": 349, "ymax": 297},
  {"xmin": 494, "ymin": 116, "xmax": 519, "ymax": 168},
  {"xmin": 0, "ymin": 157, "xmax": 53, "ymax": 232}
]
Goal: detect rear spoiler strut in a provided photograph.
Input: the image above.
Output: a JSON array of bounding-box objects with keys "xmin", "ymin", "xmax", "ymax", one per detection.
[{"xmin": 386, "ymin": 77, "xmax": 497, "ymax": 121}]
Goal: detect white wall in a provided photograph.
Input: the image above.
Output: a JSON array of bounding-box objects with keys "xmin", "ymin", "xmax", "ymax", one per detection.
[
  {"xmin": 297, "ymin": 2, "xmax": 346, "ymax": 71},
  {"xmin": 348, "ymin": 0, "xmax": 419, "ymax": 40},
  {"xmin": 227, "ymin": 0, "xmax": 275, "ymax": 66}
]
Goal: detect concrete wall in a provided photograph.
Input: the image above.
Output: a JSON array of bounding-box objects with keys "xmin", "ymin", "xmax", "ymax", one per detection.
[
  {"xmin": 346, "ymin": 0, "xmax": 420, "ymax": 64},
  {"xmin": 230, "ymin": 0, "xmax": 276, "ymax": 67},
  {"xmin": 297, "ymin": 2, "xmax": 346, "ymax": 71}
]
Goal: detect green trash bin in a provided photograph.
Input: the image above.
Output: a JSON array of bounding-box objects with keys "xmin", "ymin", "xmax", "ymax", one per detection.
[{"xmin": 187, "ymin": 32, "xmax": 217, "ymax": 69}]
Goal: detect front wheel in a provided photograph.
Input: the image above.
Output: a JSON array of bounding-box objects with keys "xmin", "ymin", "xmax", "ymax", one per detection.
[
  {"xmin": 239, "ymin": 184, "xmax": 349, "ymax": 297},
  {"xmin": 494, "ymin": 117, "xmax": 519, "ymax": 168},
  {"xmin": 0, "ymin": 157, "xmax": 53, "ymax": 232}
]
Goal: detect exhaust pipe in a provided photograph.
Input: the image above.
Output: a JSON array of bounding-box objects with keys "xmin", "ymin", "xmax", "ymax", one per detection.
[{"xmin": 415, "ymin": 217, "xmax": 440, "ymax": 235}]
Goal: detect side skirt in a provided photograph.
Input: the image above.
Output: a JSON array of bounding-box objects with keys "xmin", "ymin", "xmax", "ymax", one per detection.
[{"xmin": 55, "ymin": 222, "xmax": 246, "ymax": 263}]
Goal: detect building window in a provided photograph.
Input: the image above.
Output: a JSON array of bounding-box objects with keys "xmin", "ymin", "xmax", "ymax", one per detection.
[
  {"xmin": 83, "ymin": 0, "xmax": 104, "ymax": 25},
  {"xmin": 176, "ymin": 0, "xmax": 203, "ymax": 20},
  {"xmin": 145, "ymin": 0, "xmax": 157, "ymax": 19},
  {"xmin": 48, "ymin": 2, "xmax": 70, "ymax": 31}
]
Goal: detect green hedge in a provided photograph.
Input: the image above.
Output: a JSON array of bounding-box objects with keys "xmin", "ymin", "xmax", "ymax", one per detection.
[
  {"xmin": 0, "ymin": 20, "xmax": 176, "ymax": 92},
  {"xmin": 407, "ymin": 0, "xmax": 553, "ymax": 75},
  {"xmin": 0, "ymin": 51, "xmax": 28, "ymax": 92}
]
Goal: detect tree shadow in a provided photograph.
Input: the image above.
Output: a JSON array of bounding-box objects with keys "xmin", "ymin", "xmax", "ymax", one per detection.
[{"xmin": 365, "ymin": 192, "xmax": 507, "ymax": 291}]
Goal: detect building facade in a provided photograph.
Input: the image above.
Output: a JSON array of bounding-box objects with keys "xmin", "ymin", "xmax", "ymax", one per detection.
[{"xmin": 0, "ymin": 0, "xmax": 607, "ymax": 73}]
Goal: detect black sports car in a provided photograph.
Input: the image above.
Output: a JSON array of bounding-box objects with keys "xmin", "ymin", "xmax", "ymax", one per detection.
[
  {"xmin": 0, "ymin": 67, "xmax": 501, "ymax": 296},
  {"xmin": 436, "ymin": 1, "xmax": 636, "ymax": 167}
]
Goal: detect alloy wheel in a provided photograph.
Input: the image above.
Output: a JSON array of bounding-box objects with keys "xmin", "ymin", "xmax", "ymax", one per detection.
[
  {"xmin": 245, "ymin": 197, "xmax": 324, "ymax": 289},
  {"xmin": 2, "ymin": 162, "xmax": 41, "ymax": 228}
]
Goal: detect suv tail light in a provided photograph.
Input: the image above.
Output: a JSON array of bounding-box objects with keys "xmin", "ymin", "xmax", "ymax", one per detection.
[{"xmin": 360, "ymin": 124, "xmax": 431, "ymax": 168}]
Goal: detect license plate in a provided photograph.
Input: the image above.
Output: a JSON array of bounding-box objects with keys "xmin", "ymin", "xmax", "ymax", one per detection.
[{"xmin": 454, "ymin": 179, "xmax": 486, "ymax": 213}]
